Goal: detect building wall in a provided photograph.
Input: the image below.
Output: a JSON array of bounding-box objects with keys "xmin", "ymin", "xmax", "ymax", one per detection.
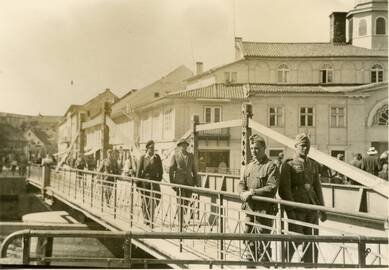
[{"xmin": 187, "ymin": 58, "xmax": 387, "ymax": 86}]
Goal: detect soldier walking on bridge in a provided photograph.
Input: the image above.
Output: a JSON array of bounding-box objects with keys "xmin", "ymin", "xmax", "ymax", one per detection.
[
  {"xmin": 136, "ymin": 140, "xmax": 163, "ymax": 226},
  {"xmin": 239, "ymin": 134, "xmax": 280, "ymax": 263},
  {"xmin": 279, "ymin": 133, "xmax": 327, "ymax": 263},
  {"xmin": 169, "ymin": 139, "xmax": 198, "ymax": 221}
]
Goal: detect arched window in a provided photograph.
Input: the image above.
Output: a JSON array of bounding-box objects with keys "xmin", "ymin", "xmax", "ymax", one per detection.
[
  {"xmin": 371, "ymin": 64, "xmax": 384, "ymax": 83},
  {"xmin": 373, "ymin": 104, "xmax": 388, "ymax": 126},
  {"xmin": 359, "ymin": 19, "xmax": 367, "ymax": 36},
  {"xmin": 319, "ymin": 64, "xmax": 333, "ymax": 84},
  {"xmin": 277, "ymin": 64, "xmax": 289, "ymax": 83},
  {"xmin": 376, "ymin": 17, "xmax": 386, "ymax": 35}
]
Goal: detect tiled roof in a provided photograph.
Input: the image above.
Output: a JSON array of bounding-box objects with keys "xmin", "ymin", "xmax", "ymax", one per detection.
[
  {"xmin": 167, "ymin": 83, "xmax": 386, "ymax": 99},
  {"xmin": 241, "ymin": 42, "xmax": 387, "ymax": 57},
  {"xmin": 167, "ymin": 84, "xmax": 247, "ymax": 99}
]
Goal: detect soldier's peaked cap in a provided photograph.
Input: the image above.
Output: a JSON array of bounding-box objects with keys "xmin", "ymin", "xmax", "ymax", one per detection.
[
  {"xmin": 177, "ymin": 139, "xmax": 189, "ymax": 146},
  {"xmin": 249, "ymin": 134, "xmax": 265, "ymax": 144},
  {"xmin": 145, "ymin": 140, "xmax": 155, "ymax": 149},
  {"xmin": 295, "ymin": 133, "xmax": 310, "ymax": 145}
]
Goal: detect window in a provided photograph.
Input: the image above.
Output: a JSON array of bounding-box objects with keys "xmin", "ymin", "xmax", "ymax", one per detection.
[
  {"xmin": 373, "ymin": 104, "xmax": 388, "ymax": 126},
  {"xmin": 371, "ymin": 64, "xmax": 384, "ymax": 83},
  {"xmin": 330, "ymin": 106, "xmax": 346, "ymax": 128},
  {"xmin": 277, "ymin": 64, "xmax": 289, "ymax": 83},
  {"xmin": 224, "ymin": 72, "xmax": 237, "ymax": 84},
  {"xmin": 204, "ymin": 107, "xmax": 222, "ymax": 123},
  {"xmin": 141, "ymin": 116, "xmax": 151, "ymax": 141},
  {"xmin": 359, "ymin": 19, "xmax": 367, "ymax": 36},
  {"xmin": 319, "ymin": 64, "xmax": 333, "ymax": 83},
  {"xmin": 376, "ymin": 17, "xmax": 386, "ymax": 35},
  {"xmin": 163, "ymin": 109, "xmax": 173, "ymax": 131},
  {"xmin": 331, "ymin": 150, "xmax": 345, "ymax": 160},
  {"xmin": 152, "ymin": 112, "xmax": 160, "ymax": 140},
  {"xmin": 269, "ymin": 106, "xmax": 283, "ymax": 127},
  {"xmin": 300, "ymin": 107, "xmax": 314, "ymax": 127}
]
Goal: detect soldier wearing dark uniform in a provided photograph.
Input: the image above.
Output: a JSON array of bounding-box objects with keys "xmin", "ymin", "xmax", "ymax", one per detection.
[
  {"xmin": 279, "ymin": 133, "xmax": 327, "ymax": 263},
  {"xmin": 98, "ymin": 149, "xmax": 120, "ymax": 203},
  {"xmin": 239, "ymin": 134, "xmax": 280, "ymax": 263}
]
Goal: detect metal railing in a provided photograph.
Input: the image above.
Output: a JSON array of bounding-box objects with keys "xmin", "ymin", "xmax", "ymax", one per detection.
[
  {"xmin": 1, "ymin": 230, "xmax": 387, "ymax": 268},
  {"xmin": 25, "ymin": 165, "xmax": 389, "ymax": 267},
  {"xmin": 198, "ymin": 172, "xmax": 389, "ymax": 216}
]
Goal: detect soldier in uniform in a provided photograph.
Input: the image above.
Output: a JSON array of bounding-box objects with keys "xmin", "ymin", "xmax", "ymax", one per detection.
[
  {"xmin": 279, "ymin": 133, "xmax": 327, "ymax": 263},
  {"xmin": 239, "ymin": 134, "xmax": 280, "ymax": 263},
  {"xmin": 98, "ymin": 149, "xmax": 120, "ymax": 203}
]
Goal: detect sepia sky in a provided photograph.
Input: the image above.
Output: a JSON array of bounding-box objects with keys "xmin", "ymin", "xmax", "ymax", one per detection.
[{"xmin": 0, "ymin": 0, "xmax": 354, "ymax": 116}]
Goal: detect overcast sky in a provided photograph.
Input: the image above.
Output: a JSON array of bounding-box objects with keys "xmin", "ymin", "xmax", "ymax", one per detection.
[{"xmin": 0, "ymin": 0, "xmax": 354, "ymax": 116}]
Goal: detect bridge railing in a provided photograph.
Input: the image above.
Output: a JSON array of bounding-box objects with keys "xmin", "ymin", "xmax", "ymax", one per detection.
[
  {"xmin": 1, "ymin": 230, "xmax": 387, "ymax": 268},
  {"xmin": 198, "ymin": 172, "xmax": 388, "ymax": 216},
  {"xmin": 26, "ymin": 165, "xmax": 388, "ymax": 266}
]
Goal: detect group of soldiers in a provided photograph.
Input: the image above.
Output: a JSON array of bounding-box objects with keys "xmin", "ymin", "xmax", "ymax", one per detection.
[{"xmin": 239, "ymin": 133, "xmax": 326, "ymax": 263}]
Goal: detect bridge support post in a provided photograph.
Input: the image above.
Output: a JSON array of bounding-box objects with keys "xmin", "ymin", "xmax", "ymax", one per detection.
[
  {"xmin": 36, "ymin": 236, "xmax": 53, "ymax": 266},
  {"xmin": 101, "ymin": 102, "xmax": 112, "ymax": 160},
  {"xmin": 191, "ymin": 114, "xmax": 199, "ymax": 184},
  {"xmin": 358, "ymin": 236, "xmax": 367, "ymax": 267},
  {"xmin": 241, "ymin": 103, "xmax": 253, "ymax": 167}
]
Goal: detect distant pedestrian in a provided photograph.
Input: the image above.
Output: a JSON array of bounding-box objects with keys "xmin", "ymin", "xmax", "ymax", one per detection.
[
  {"xmin": 274, "ymin": 152, "xmax": 284, "ymax": 171},
  {"xmin": 18, "ymin": 154, "xmax": 28, "ymax": 176},
  {"xmin": 378, "ymin": 151, "xmax": 388, "ymax": 181},
  {"xmin": 238, "ymin": 134, "xmax": 279, "ymax": 263},
  {"xmin": 75, "ymin": 154, "xmax": 88, "ymax": 170},
  {"xmin": 361, "ymin": 147, "xmax": 380, "ymax": 176},
  {"xmin": 279, "ymin": 133, "xmax": 327, "ymax": 263},
  {"xmin": 98, "ymin": 149, "xmax": 120, "ymax": 203},
  {"xmin": 10, "ymin": 155, "xmax": 18, "ymax": 175},
  {"xmin": 333, "ymin": 153, "xmax": 347, "ymax": 184},
  {"xmin": 348, "ymin": 153, "xmax": 362, "ymax": 184},
  {"xmin": 136, "ymin": 140, "xmax": 163, "ymax": 226},
  {"xmin": 122, "ymin": 152, "xmax": 135, "ymax": 177}
]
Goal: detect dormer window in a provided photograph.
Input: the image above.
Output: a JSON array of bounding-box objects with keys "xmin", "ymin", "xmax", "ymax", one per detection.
[
  {"xmin": 224, "ymin": 72, "xmax": 237, "ymax": 84},
  {"xmin": 376, "ymin": 17, "xmax": 386, "ymax": 35},
  {"xmin": 277, "ymin": 64, "xmax": 289, "ymax": 83},
  {"xmin": 371, "ymin": 64, "xmax": 384, "ymax": 83},
  {"xmin": 358, "ymin": 19, "xmax": 367, "ymax": 36},
  {"xmin": 319, "ymin": 64, "xmax": 333, "ymax": 84}
]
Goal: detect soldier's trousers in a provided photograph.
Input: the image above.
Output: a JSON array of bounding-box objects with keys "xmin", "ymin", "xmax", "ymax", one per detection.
[
  {"xmin": 286, "ymin": 210, "xmax": 319, "ymax": 263},
  {"xmin": 139, "ymin": 183, "xmax": 161, "ymax": 225},
  {"xmin": 245, "ymin": 212, "xmax": 273, "ymax": 262}
]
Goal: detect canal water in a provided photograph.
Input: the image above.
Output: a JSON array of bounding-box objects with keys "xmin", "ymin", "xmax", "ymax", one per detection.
[{"xmin": 0, "ymin": 184, "xmax": 169, "ymax": 268}]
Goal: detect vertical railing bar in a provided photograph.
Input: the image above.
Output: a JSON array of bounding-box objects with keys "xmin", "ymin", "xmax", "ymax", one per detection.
[
  {"xmin": 130, "ymin": 178, "xmax": 134, "ymax": 227},
  {"xmin": 113, "ymin": 178, "xmax": 117, "ymax": 219},
  {"xmin": 22, "ymin": 234, "xmax": 31, "ymax": 265},
  {"xmin": 179, "ymin": 187, "xmax": 183, "ymax": 253}
]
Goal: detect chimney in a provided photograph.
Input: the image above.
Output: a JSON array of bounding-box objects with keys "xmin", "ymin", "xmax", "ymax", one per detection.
[
  {"xmin": 329, "ymin": 12, "xmax": 348, "ymax": 43},
  {"xmin": 196, "ymin": 62, "xmax": 203, "ymax": 75}
]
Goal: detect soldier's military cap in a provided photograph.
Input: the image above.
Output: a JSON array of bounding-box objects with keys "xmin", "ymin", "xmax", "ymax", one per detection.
[
  {"xmin": 145, "ymin": 140, "xmax": 155, "ymax": 149},
  {"xmin": 295, "ymin": 133, "xmax": 310, "ymax": 146}
]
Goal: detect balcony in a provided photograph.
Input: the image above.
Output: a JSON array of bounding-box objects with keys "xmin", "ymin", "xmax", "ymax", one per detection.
[{"xmin": 198, "ymin": 128, "xmax": 230, "ymax": 140}]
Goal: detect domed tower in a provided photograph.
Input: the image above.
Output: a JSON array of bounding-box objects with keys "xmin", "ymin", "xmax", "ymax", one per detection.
[{"xmin": 347, "ymin": 0, "xmax": 388, "ymax": 49}]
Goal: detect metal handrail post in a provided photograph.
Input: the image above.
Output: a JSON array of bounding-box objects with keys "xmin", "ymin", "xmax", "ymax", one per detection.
[
  {"xmin": 113, "ymin": 179, "xmax": 117, "ymax": 219},
  {"xmin": 130, "ymin": 178, "xmax": 134, "ymax": 227},
  {"xmin": 101, "ymin": 180, "xmax": 104, "ymax": 212},
  {"xmin": 218, "ymin": 193, "xmax": 224, "ymax": 263},
  {"xmin": 123, "ymin": 233, "xmax": 132, "ymax": 267},
  {"xmin": 90, "ymin": 176, "xmax": 94, "ymax": 208},
  {"xmin": 179, "ymin": 187, "xmax": 183, "ymax": 253},
  {"xmin": 151, "ymin": 183, "xmax": 154, "ymax": 230},
  {"xmin": 276, "ymin": 202, "xmax": 284, "ymax": 265},
  {"xmin": 22, "ymin": 234, "xmax": 31, "ymax": 265},
  {"xmin": 358, "ymin": 236, "xmax": 367, "ymax": 268}
]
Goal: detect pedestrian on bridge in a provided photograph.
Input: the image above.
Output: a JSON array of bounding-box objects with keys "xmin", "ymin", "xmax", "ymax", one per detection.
[
  {"xmin": 136, "ymin": 140, "xmax": 163, "ymax": 226},
  {"xmin": 98, "ymin": 149, "xmax": 120, "ymax": 204},
  {"xmin": 361, "ymin": 147, "xmax": 380, "ymax": 176},
  {"xmin": 279, "ymin": 133, "xmax": 327, "ymax": 263},
  {"xmin": 238, "ymin": 134, "xmax": 280, "ymax": 263},
  {"xmin": 169, "ymin": 139, "xmax": 198, "ymax": 220}
]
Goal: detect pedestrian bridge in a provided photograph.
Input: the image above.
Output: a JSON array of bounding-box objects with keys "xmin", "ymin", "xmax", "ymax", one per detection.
[
  {"xmin": 1, "ymin": 164, "xmax": 387, "ymax": 268},
  {"xmin": 1, "ymin": 110, "xmax": 388, "ymax": 268}
]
